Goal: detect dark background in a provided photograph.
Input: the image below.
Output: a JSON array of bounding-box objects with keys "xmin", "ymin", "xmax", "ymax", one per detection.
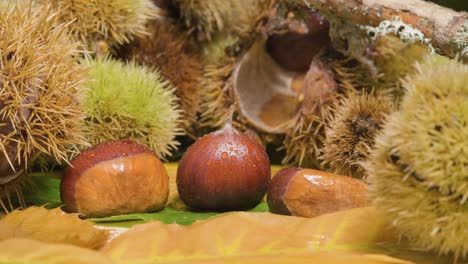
[{"xmin": 427, "ymin": 0, "xmax": 468, "ymax": 11}]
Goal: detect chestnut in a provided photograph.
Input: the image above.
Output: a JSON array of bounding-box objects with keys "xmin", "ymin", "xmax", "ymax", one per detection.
[
  {"xmin": 266, "ymin": 11, "xmax": 331, "ymax": 73},
  {"xmin": 267, "ymin": 168, "xmax": 368, "ymax": 217},
  {"xmin": 177, "ymin": 123, "xmax": 271, "ymax": 211},
  {"xmin": 61, "ymin": 139, "xmax": 169, "ymax": 218}
]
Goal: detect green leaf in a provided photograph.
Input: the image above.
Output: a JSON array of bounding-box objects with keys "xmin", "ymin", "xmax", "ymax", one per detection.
[
  {"xmin": 90, "ymin": 202, "xmax": 269, "ymax": 226},
  {"xmin": 20, "ymin": 173, "xmax": 270, "ymax": 227},
  {"xmin": 249, "ymin": 202, "xmax": 269, "ymax": 212},
  {"xmin": 89, "ymin": 207, "xmax": 217, "ymax": 226},
  {"xmin": 22, "ymin": 175, "xmax": 62, "ymax": 209}
]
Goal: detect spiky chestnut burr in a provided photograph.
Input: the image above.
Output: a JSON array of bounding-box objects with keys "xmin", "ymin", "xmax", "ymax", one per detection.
[
  {"xmin": 0, "ymin": 1, "xmax": 87, "ymax": 211},
  {"xmin": 125, "ymin": 21, "xmax": 203, "ymax": 132},
  {"xmin": 330, "ymin": 34, "xmax": 430, "ymax": 105},
  {"xmin": 321, "ymin": 93, "xmax": 393, "ymax": 178},
  {"xmin": 371, "ymin": 34, "xmax": 430, "ymax": 101},
  {"xmin": 81, "ymin": 57, "xmax": 182, "ymax": 159},
  {"xmin": 177, "ymin": 110, "xmax": 271, "ymax": 211},
  {"xmin": 366, "ymin": 59, "xmax": 468, "ymax": 260},
  {"xmin": 295, "ymin": 37, "xmax": 430, "ymax": 169},
  {"xmin": 280, "ymin": 58, "xmax": 341, "ymax": 167},
  {"xmin": 35, "ymin": 0, "xmax": 160, "ymax": 52},
  {"xmin": 198, "ymin": 35, "xmax": 240, "ymax": 129},
  {"xmin": 172, "ymin": 0, "xmax": 274, "ymax": 41},
  {"xmin": 61, "ymin": 139, "xmax": 169, "ymax": 217}
]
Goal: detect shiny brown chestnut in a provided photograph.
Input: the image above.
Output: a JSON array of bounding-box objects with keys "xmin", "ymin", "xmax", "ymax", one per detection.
[
  {"xmin": 267, "ymin": 168, "xmax": 368, "ymax": 217},
  {"xmin": 61, "ymin": 139, "xmax": 169, "ymax": 218},
  {"xmin": 177, "ymin": 123, "xmax": 271, "ymax": 211},
  {"xmin": 266, "ymin": 11, "xmax": 331, "ymax": 72}
]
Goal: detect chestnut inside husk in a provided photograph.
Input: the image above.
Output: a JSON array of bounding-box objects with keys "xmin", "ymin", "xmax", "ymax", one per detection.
[
  {"xmin": 233, "ymin": 10, "xmax": 332, "ymax": 134},
  {"xmin": 266, "ymin": 10, "xmax": 331, "ymax": 73}
]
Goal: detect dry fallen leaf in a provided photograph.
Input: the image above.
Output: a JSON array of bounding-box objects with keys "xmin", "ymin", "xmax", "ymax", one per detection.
[
  {"xmin": 163, "ymin": 253, "xmax": 412, "ymax": 264},
  {"xmin": 102, "ymin": 207, "xmax": 406, "ymax": 264},
  {"xmin": 0, "ymin": 206, "xmax": 109, "ymax": 249},
  {"xmin": 0, "ymin": 239, "xmax": 411, "ymax": 264},
  {"xmin": 0, "ymin": 239, "xmax": 114, "ymax": 264}
]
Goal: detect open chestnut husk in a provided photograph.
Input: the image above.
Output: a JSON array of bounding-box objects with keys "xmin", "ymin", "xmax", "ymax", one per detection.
[
  {"xmin": 61, "ymin": 139, "xmax": 169, "ymax": 218},
  {"xmin": 232, "ymin": 10, "xmax": 333, "ymax": 135},
  {"xmin": 177, "ymin": 121, "xmax": 271, "ymax": 211},
  {"xmin": 267, "ymin": 168, "xmax": 368, "ymax": 217},
  {"xmin": 200, "ymin": 7, "xmax": 333, "ymax": 135}
]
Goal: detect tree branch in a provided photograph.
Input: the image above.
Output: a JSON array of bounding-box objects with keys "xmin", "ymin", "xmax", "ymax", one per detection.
[{"xmin": 304, "ymin": 0, "xmax": 468, "ymax": 58}]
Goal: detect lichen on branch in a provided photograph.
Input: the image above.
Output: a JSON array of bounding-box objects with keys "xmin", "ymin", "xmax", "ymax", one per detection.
[{"xmin": 303, "ymin": 0, "xmax": 468, "ymax": 58}]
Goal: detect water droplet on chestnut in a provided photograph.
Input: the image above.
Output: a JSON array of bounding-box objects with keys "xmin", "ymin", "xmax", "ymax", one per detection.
[
  {"xmin": 177, "ymin": 123, "xmax": 271, "ymax": 211},
  {"xmin": 221, "ymin": 152, "xmax": 228, "ymax": 159},
  {"xmin": 61, "ymin": 139, "xmax": 169, "ymax": 218}
]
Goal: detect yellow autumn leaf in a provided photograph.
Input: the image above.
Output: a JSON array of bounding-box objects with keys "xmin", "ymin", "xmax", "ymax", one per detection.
[
  {"xmin": 0, "ymin": 239, "xmax": 113, "ymax": 264},
  {"xmin": 0, "ymin": 206, "xmax": 109, "ymax": 249},
  {"xmin": 0, "ymin": 239, "xmax": 411, "ymax": 264},
  {"xmin": 102, "ymin": 207, "xmax": 406, "ymax": 264},
  {"xmin": 164, "ymin": 253, "xmax": 412, "ymax": 264}
]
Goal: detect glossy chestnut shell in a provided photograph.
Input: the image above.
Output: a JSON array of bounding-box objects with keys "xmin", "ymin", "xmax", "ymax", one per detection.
[
  {"xmin": 267, "ymin": 168, "xmax": 368, "ymax": 217},
  {"xmin": 61, "ymin": 139, "xmax": 169, "ymax": 217},
  {"xmin": 266, "ymin": 11, "xmax": 331, "ymax": 72},
  {"xmin": 177, "ymin": 124, "xmax": 271, "ymax": 211}
]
